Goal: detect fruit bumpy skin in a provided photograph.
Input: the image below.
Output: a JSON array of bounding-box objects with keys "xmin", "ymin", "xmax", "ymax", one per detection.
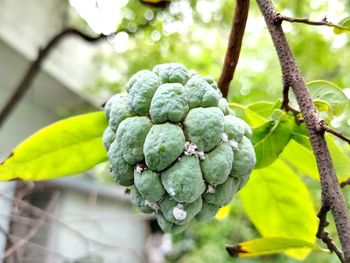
[
  {"xmin": 160, "ymin": 195, "xmax": 202, "ymax": 225},
  {"xmin": 184, "ymin": 76, "xmax": 221, "ymax": 108},
  {"xmin": 127, "ymin": 70, "xmax": 159, "ymax": 115},
  {"xmin": 116, "ymin": 116, "xmax": 152, "ymax": 165},
  {"xmin": 102, "ymin": 126, "xmax": 115, "ymax": 151},
  {"xmin": 149, "ymin": 83, "xmax": 189, "ymax": 124},
  {"xmin": 200, "ymin": 142, "xmax": 233, "ymax": 185},
  {"xmin": 103, "ymin": 63, "xmax": 256, "ymax": 233},
  {"xmin": 106, "ymin": 94, "xmax": 135, "ymax": 132},
  {"xmin": 231, "ymin": 136, "xmax": 256, "ymax": 190},
  {"xmin": 108, "ymin": 140, "xmax": 134, "ymax": 186},
  {"xmin": 134, "ymin": 169, "xmax": 165, "ymax": 202},
  {"xmin": 161, "ymin": 156, "xmax": 206, "ymax": 203},
  {"xmin": 184, "ymin": 107, "xmax": 225, "ymax": 152},
  {"xmin": 143, "ymin": 123, "xmax": 185, "ymax": 171}
]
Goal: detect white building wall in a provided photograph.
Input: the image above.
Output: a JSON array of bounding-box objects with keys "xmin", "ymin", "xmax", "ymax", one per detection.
[{"xmin": 49, "ymin": 190, "xmax": 147, "ymax": 263}]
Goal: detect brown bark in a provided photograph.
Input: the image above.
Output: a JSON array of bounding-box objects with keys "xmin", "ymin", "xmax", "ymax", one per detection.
[
  {"xmin": 218, "ymin": 0, "xmax": 249, "ymax": 98},
  {"xmin": 256, "ymin": 0, "xmax": 350, "ymax": 261}
]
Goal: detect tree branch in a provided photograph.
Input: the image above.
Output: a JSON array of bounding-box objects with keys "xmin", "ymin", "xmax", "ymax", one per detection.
[
  {"xmin": 0, "ymin": 28, "xmax": 108, "ymax": 129},
  {"xmin": 318, "ymin": 120, "xmax": 350, "ymax": 145},
  {"xmin": 256, "ymin": 0, "xmax": 350, "ymax": 261},
  {"xmin": 279, "ymin": 15, "xmax": 350, "ymax": 33},
  {"xmin": 317, "ymin": 205, "xmax": 344, "ymax": 262},
  {"xmin": 1, "ymin": 191, "xmax": 59, "ymax": 259},
  {"xmin": 218, "ymin": 0, "xmax": 250, "ymax": 98}
]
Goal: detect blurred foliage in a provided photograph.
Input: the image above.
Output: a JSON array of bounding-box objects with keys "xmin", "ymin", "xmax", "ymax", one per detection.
[
  {"xmin": 71, "ymin": 0, "xmax": 350, "ymax": 135},
  {"xmin": 66, "ymin": 0, "xmax": 350, "ymax": 262}
]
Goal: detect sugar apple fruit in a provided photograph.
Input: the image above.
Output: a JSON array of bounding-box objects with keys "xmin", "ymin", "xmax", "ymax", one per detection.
[{"xmin": 103, "ymin": 63, "xmax": 256, "ymax": 233}]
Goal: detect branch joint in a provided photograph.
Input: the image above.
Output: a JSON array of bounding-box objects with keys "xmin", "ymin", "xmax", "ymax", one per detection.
[{"xmin": 318, "ymin": 120, "xmax": 350, "ymax": 144}]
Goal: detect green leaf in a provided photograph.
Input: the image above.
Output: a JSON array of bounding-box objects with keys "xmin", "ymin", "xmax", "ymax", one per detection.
[
  {"xmin": 227, "ymin": 237, "xmax": 327, "ymax": 258},
  {"xmin": 313, "ymin": 99, "xmax": 333, "ymax": 118},
  {"xmin": 291, "ymin": 124, "xmax": 312, "ymax": 148},
  {"xmin": 251, "ymin": 109, "xmax": 295, "ymax": 168},
  {"xmin": 279, "ymin": 124, "xmax": 319, "ymax": 180},
  {"xmin": 307, "ymin": 80, "xmax": 348, "ymax": 116},
  {"xmin": 292, "ymin": 123, "xmax": 350, "ymax": 181},
  {"xmin": 239, "ymin": 160, "xmax": 318, "ymax": 260},
  {"xmin": 246, "ymin": 101, "xmax": 275, "ymax": 119},
  {"xmin": 229, "ymin": 102, "xmax": 267, "ymax": 127},
  {"xmin": 0, "ymin": 112, "xmax": 108, "ymax": 181},
  {"xmin": 326, "ymin": 135, "xmax": 350, "ymax": 182},
  {"xmin": 333, "ymin": 17, "xmax": 350, "ymax": 34},
  {"xmin": 281, "ymin": 140, "xmax": 319, "ymax": 180}
]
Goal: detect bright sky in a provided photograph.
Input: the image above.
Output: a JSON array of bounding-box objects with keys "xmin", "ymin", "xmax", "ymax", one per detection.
[{"xmin": 69, "ymin": 0, "xmax": 128, "ymax": 35}]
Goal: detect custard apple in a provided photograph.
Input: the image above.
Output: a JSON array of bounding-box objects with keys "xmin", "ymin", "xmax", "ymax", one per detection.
[{"xmin": 103, "ymin": 63, "xmax": 256, "ymax": 233}]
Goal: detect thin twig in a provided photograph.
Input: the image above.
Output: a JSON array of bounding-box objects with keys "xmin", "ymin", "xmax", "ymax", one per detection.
[
  {"xmin": 1, "ymin": 191, "xmax": 60, "ymax": 259},
  {"xmin": 280, "ymin": 91, "xmax": 303, "ymax": 123},
  {"xmin": 256, "ymin": 0, "xmax": 350, "ymax": 261},
  {"xmin": 5, "ymin": 232, "xmax": 73, "ymax": 261},
  {"xmin": 317, "ymin": 205, "xmax": 344, "ymax": 262},
  {"xmin": 218, "ymin": 0, "xmax": 250, "ymax": 98},
  {"xmin": 0, "ymin": 28, "xmax": 107, "ymax": 128},
  {"xmin": 279, "ymin": 15, "xmax": 350, "ymax": 32},
  {"xmin": 0, "ymin": 17, "xmax": 155, "ymax": 129},
  {"xmin": 281, "ymin": 85, "xmax": 300, "ymax": 114},
  {"xmin": 318, "ymin": 120, "xmax": 350, "ymax": 145}
]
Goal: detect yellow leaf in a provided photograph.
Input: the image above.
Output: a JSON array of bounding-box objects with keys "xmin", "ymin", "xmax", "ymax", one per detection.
[
  {"xmin": 215, "ymin": 205, "xmax": 231, "ymax": 220},
  {"xmin": 239, "ymin": 160, "xmax": 318, "ymax": 260},
  {"xmin": 0, "ymin": 112, "xmax": 108, "ymax": 181},
  {"xmin": 226, "ymin": 237, "xmax": 328, "ymax": 258}
]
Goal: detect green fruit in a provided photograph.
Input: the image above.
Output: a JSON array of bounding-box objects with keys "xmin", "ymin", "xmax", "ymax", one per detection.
[
  {"xmin": 104, "ymin": 63, "xmax": 256, "ymax": 233},
  {"xmin": 134, "ymin": 169, "xmax": 165, "ymax": 202},
  {"xmin": 144, "ymin": 123, "xmax": 185, "ymax": 171},
  {"xmin": 160, "ymin": 195, "xmax": 202, "ymax": 225},
  {"xmin": 108, "ymin": 140, "xmax": 134, "ymax": 186},
  {"xmin": 153, "ymin": 63, "xmax": 190, "ymax": 85},
  {"xmin": 224, "ymin": 115, "xmax": 245, "ymax": 143},
  {"xmin": 125, "ymin": 70, "xmax": 151, "ymax": 92},
  {"xmin": 130, "ymin": 186, "xmax": 156, "ymax": 214},
  {"xmin": 104, "ymin": 94, "xmax": 122, "ymax": 119},
  {"xmin": 200, "ymin": 143, "xmax": 234, "ymax": 185},
  {"xmin": 224, "ymin": 116, "xmax": 252, "ymax": 142},
  {"xmin": 203, "ymin": 177, "xmax": 235, "ymax": 206},
  {"xmin": 218, "ymin": 98, "xmax": 230, "ymax": 115},
  {"xmin": 184, "ymin": 76, "xmax": 220, "ymax": 108},
  {"xmin": 231, "ymin": 136, "xmax": 256, "ymax": 190},
  {"xmin": 149, "ymin": 83, "xmax": 189, "ymax": 123},
  {"xmin": 184, "ymin": 107, "xmax": 224, "ymax": 152},
  {"xmin": 127, "ymin": 70, "xmax": 159, "ymax": 115},
  {"xmin": 107, "ymin": 94, "xmax": 135, "ymax": 132},
  {"xmin": 102, "ymin": 126, "xmax": 115, "ymax": 151},
  {"xmin": 116, "ymin": 116, "xmax": 152, "ymax": 165},
  {"xmin": 156, "ymin": 213, "xmax": 190, "ymax": 234},
  {"xmin": 202, "ymin": 76, "xmax": 222, "ymax": 97},
  {"xmin": 161, "ymin": 156, "xmax": 205, "ymax": 203},
  {"xmin": 195, "ymin": 201, "xmax": 220, "ymax": 221}
]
